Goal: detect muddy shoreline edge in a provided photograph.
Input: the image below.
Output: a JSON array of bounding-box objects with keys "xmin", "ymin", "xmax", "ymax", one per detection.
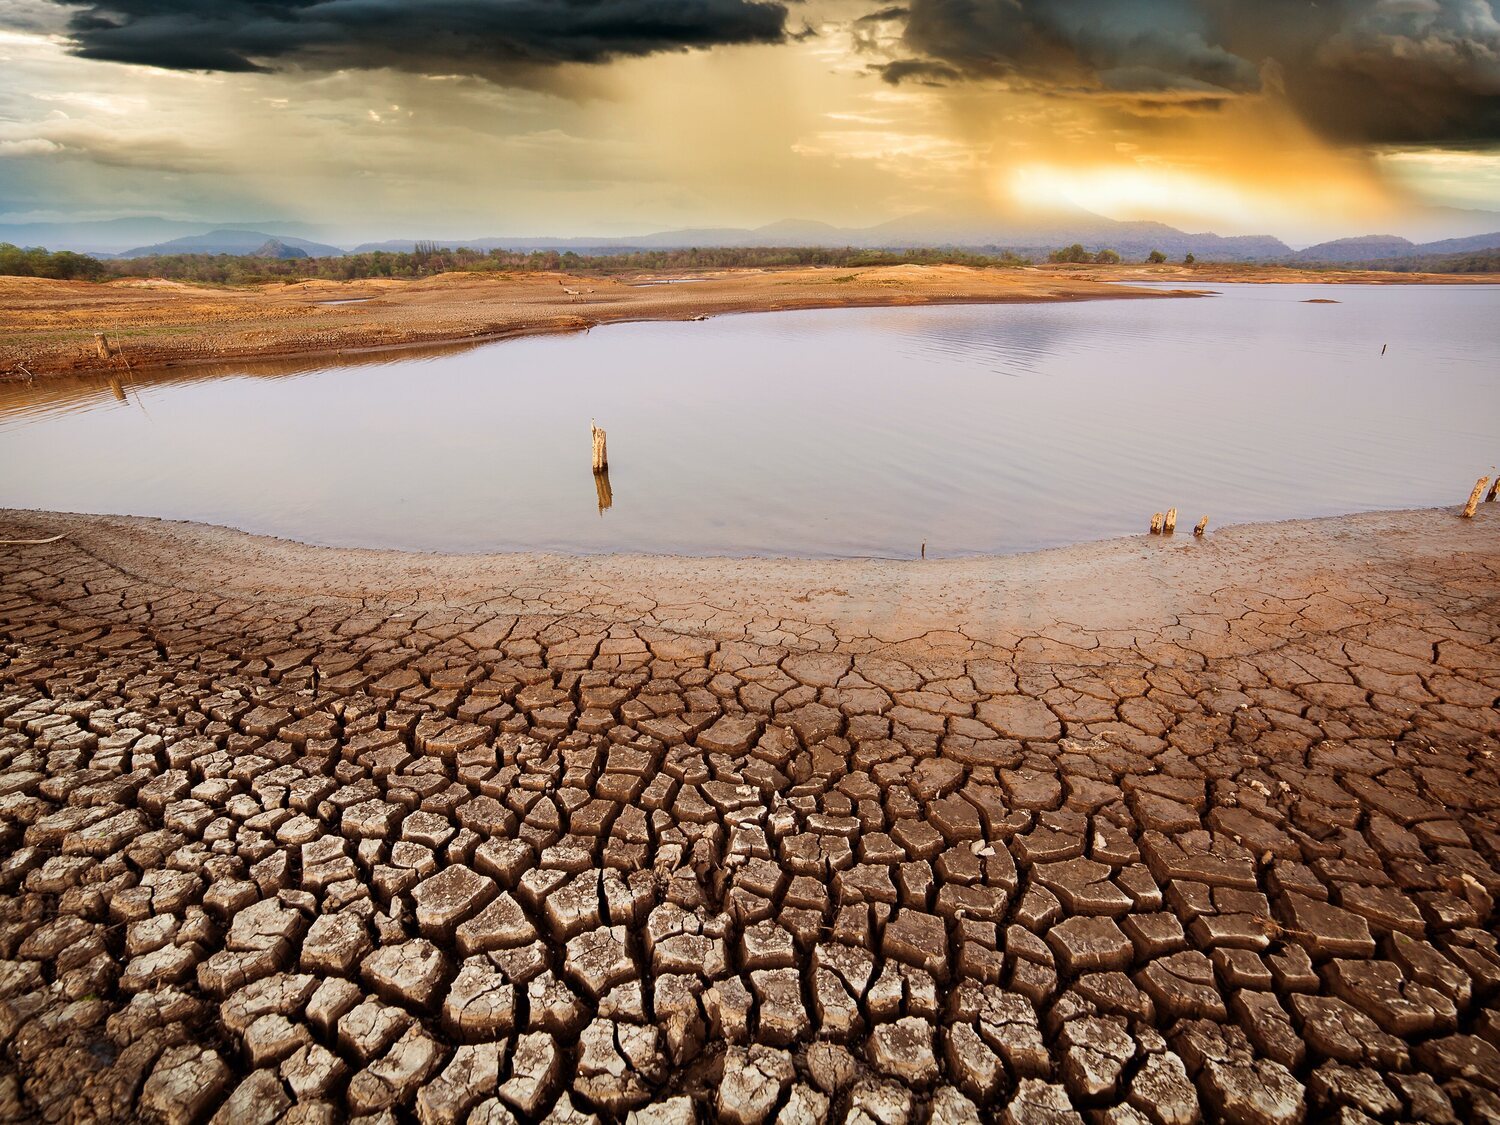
[{"xmin": 3, "ymin": 505, "xmax": 1495, "ymax": 652}]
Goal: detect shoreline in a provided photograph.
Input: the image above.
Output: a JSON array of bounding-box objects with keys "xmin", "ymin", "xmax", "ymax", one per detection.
[
  {"xmin": 5, "ymin": 262, "xmax": 1496, "ymax": 383},
  {"xmin": 1, "ymin": 288, "xmax": 1177, "ymax": 387},
  {"xmin": 0, "ymin": 501, "xmax": 1491, "ymax": 565},
  {"xmin": 3, "ymin": 504, "xmax": 1495, "ymax": 651},
  {"xmin": 1, "ymin": 265, "xmax": 1202, "ymax": 383}
]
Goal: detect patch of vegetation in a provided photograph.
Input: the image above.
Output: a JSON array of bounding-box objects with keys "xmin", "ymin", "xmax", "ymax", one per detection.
[
  {"xmin": 0, "ymin": 243, "xmax": 109, "ymax": 281},
  {"xmin": 1048, "ymin": 243, "xmax": 1121, "ymax": 265},
  {"xmin": 1302, "ymin": 246, "xmax": 1500, "ymax": 271},
  {"xmin": 2, "ymin": 243, "xmax": 1034, "ymax": 286}
]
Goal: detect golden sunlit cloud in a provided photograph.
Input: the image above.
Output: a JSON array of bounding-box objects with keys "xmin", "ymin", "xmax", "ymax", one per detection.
[
  {"xmin": 1378, "ymin": 149, "xmax": 1500, "ymax": 209},
  {"xmin": 1008, "ymin": 165, "xmax": 1270, "ymax": 228},
  {"xmin": 1002, "ymin": 159, "xmax": 1394, "ymax": 239},
  {"xmin": 793, "ymin": 130, "xmax": 985, "ymax": 176}
]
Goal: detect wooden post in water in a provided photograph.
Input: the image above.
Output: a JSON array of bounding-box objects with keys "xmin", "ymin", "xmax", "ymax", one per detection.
[
  {"xmin": 1463, "ymin": 477, "xmax": 1489, "ymax": 519},
  {"xmin": 1150, "ymin": 513, "xmax": 1164, "ymax": 535},
  {"xmin": 1194, "ymin": 516, "xmax": 1209, "ymax": 537},
  {"xmin": 591, "ymin": 422, "xmax": 608, "ymax": 474},
  {"xmin": 1164, "ymin": 508, "xmax": 1178, "ymax": 535},
  {"xmin": 1487, "ymin": 474, "xmax": 1499, "ymax": 503}
]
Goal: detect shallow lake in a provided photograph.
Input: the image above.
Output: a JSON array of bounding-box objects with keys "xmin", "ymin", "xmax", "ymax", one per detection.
[{"xmin": 2, "ymin": 283, "xmax": 1496, "ymax": 558}]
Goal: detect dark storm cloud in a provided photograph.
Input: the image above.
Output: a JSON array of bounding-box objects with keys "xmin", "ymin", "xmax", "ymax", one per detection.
[
  {"xmin": 855, "ymin": 6, "xmax": 910, "ymax": 23},
  {"xmin": 873, "ymin": 0, "xmax": 1500, "ymax": 143},
  {"xmin": 877, "ymin": 57, "xmax": 960, "ymax": 83},
  {"xmin": 49, "ymin": 0, "xmax": 794, "ymax": 78},
  {"xmin": 878, "ymin": 0, "xmax": 1260, "ymax": 92}
]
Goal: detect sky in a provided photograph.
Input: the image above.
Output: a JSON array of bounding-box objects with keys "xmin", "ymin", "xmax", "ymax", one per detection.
[{"xmin": 1, "ymin": 0, "xmax": 1498, "ymax": 245}]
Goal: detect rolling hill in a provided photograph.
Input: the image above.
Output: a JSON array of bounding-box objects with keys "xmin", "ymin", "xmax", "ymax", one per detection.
[
  {"xmin": 0, "ymin": 217, "xmax": 327, "ymax": 255},
  {"xmin": 116, "ymin": 229, "xmax": 346, "ymax": 259},
  {"xmin": 1294, "ymin": 230, "xmax": 1500, "ymax": 263},
  {"xmin": 351, "ymin": 209, "xmax": 1296, "ymax": 262},
  {"xmin": 7, "ymin": 208, "xmax": 1499, "ymax": 268}
]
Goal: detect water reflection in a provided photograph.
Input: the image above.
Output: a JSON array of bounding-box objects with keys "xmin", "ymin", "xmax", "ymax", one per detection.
[
  {"xmin": 595, "ymin": 468, "xmax": 614, "ymax": 516},
  {"xmin": 0, "ymin": 338, "xmax": 493, "ymax": 430},
  {"xmin": 1, "ymin": 284, "xmax": 1496, "ymax": 559}
]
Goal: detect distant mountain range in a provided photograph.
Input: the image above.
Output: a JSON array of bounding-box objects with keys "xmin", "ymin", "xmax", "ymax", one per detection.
[
  {"xmin": 1317, "ymin": 245, "xmax": 1500, "ymax": 275},
  {"xmin": 0, "ymin": 217, "xmax": 324, "ymax": 255},
  {"xmin": 1290, "ymin": 230, "xmax": 1500, "ymax": 263},
  {"xmin": 109, "ymin": 228, "xmax": 345, "ymax": 259},
  {"xmin": 6, "ymin": 207, "xmax": 1500, "ymax": 265},
  {"xmin": 347, "ymin": 208, "xmax": 1301, "ymax": 262},
  {"xmin": 350, "ymin": 212, "xmax": 1500, "ymax": 266}
]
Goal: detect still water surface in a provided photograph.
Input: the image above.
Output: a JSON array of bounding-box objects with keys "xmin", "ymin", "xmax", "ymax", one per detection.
[{"xmin": 2, "ymin": 283, "xmax": 1496, "ymax": 558}]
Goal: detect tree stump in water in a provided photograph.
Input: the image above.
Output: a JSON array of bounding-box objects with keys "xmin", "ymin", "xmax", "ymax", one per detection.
[
  {"xmin": 1463, "ymin": 477, "xmax": 1489, "ymax": 519},
  {"xmin": 1150, "ymin": 513, "xmax": 1164, "ymax": 535},
  {"xmin": 591, "ymin": 423, "xmax": 608, "ymax": 474},
  {"xmin": 1164, "ymin": 508, "xmax": 1178, "ymax": 535},
  {"xmin": 1194, "ymin": 516, "xmax": 1209, "ymax": 537}
]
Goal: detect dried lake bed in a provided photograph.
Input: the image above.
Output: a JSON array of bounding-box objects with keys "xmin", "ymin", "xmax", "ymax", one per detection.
[{"xmin": 0, "ymin": 503, "xmax": 1498, "ymax": 1122}]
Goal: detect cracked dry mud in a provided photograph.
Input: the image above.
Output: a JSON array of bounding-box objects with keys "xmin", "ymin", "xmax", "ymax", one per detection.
[{"xmin": 0, "ymin": 507, "xmax": 1498, "ymax": 1124}]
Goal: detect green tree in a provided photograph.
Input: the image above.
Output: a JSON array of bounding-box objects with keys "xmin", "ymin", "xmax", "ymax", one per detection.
[
  {"xmin": 1184, "ymin": 252, "xmax": 1197, "ymax": 265},
  {"xmin": 1095, "ymin": 249, "xmax": 1121, "ymax": 265},
  {"xmin": 0, "ymin": 242, "xmax": 107, "ymax": 281},
  {"xmin": 1147, "ymin": 250, "xmax": 1167, "ymax": 264},
  {"xmin": 1049, "ymin": 243, "xmax": 1091, "ymax": 264},
  {"xmin": 4, "ymin": 241, "xmax": 1045, "ymax": 286}
]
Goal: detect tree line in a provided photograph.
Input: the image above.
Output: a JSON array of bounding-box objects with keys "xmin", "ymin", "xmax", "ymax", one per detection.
[
  {"xmin": 1049, "ymin": 244, "xmax": 1193, "ymax": 265},
  {"xmin": 0, "ymin": 243, "xmax": 1041, "ymax": 285},
  {"xmin": 0, "ymin": 242, "xmax": 1197, "ymax": 286},
  {"xmin": 0, "ymin": 242, "xmax": 110, "ymax": 281},
  {"xmin": 13, "ymin": 239, "xmax": 1486, "ymax": 284},
  {"xmin": 1335, "ymin": 248, "xmax": 1500, "ymax": 274}
]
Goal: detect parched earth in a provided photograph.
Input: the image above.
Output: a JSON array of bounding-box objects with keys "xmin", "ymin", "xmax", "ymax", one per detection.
[{"xmin": 0, "ymin": 508, "xmax": 1498, "ymax": 1124}]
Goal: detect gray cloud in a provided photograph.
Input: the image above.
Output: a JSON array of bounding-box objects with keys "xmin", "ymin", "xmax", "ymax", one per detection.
[
  {"xmin": 877, "ymin": 57, "xmax": 959, "ymax": 84},
  {"xmin": 854, "ymin": 6, "xmax": 910, "ymax": 24},
  {"xmin": 882, "ymin": 0, "xmax": 1260, "ymax": 91},
  {"xmin": 48, "ymin": 0, "xmax": 794, "ymax": 79},
  {"xmin": 873, "ymin": 0, "xmax": 1500, "ymax": 143}
]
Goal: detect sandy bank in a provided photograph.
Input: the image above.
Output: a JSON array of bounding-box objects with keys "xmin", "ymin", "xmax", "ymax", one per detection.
[
  {"xmin": 0, "ymin": 264, "xmax": 1205, "ymax": 382},
  {"xmin": 3, "ymin": 506, "xmax": 1495, "ymax": 661},
  {"xmin": 7, "ymin": 261, "xmax": 1494, "ymax": 384}
]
